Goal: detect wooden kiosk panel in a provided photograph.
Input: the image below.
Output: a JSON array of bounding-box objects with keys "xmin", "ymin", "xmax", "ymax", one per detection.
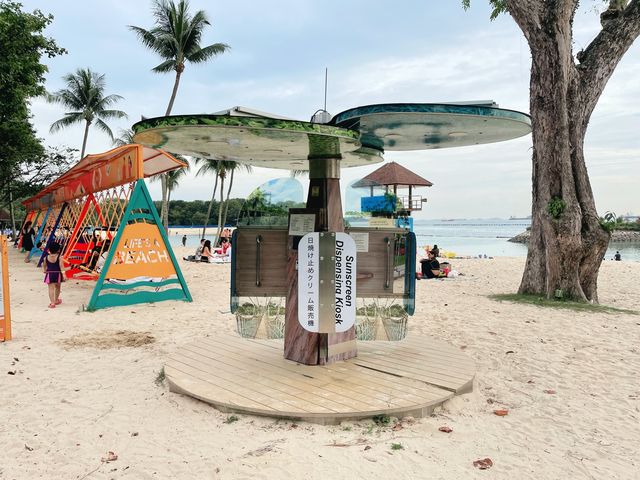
[
  {"xmin": 232, "ymin": 228, "xmax": 288, "ymax": 297},
  {"xmin": 349, "ymin": 229, "xmax": 397, "ymax": 297}
]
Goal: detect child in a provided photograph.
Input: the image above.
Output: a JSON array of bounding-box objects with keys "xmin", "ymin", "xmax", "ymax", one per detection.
[{"xmin": 43, "ymin": 242, "xmax": 65, "ymax": 308}]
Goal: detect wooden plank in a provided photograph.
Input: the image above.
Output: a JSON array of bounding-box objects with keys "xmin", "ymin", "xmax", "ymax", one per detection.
[
  {"xmin": 188, "ymin": 339, "xmax": 438, "ymax": 408},
  {"xmin": 165, "ymin": 334, "xmax": 475, "ymax": 423},
  {"xmin": 170, "ymin": 353, "xmax": 338, "ymax": 414},
  {"xmin": 184, "ymin": 341, "xmax": 439, "ymax": 408},
  {"xmin": 203, "ymin": 333, "xmax": 466, "ymax": 393},
  {"xmin": 197, "ymin": 335, "xmax": 459, "ymax": 401}
]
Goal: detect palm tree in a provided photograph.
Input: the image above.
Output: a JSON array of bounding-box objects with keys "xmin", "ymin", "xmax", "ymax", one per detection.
[
  {"xmin": 150, "ymin": 154, "xmax": 190, "ymax": 224},
  {"xmin": 47, "ymin": 68, "xmax": 127, "ymax": 158},
  {"xmin": 195, "ymin": 159, "xmax": 250, "ymax": 242},
  {"xmin": 216, "ymin": 162, "xmax": 252, "ymax": 243},
  {"xmin": 166, "ymin": 162, "xmax": 190, "ymax": 204},
  {"xmin": 113, "ymin": 128, "xmax": 134, "ymax": 147},
  {"xmin": 129, "ymin": 0, "xmax": 230, "ymax": 228},
  {"xmin": 194, "ymin": 157, "xmax": 222, "ymax": 238}
]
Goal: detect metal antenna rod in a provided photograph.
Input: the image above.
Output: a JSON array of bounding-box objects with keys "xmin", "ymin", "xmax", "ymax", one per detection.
[{"xmin": 324, "ymin": 68, "xmax": 328, "ymax": 111}]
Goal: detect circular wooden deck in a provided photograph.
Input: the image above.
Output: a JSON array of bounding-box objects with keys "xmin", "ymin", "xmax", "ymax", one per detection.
[{"xmin": 165, "ymin": 334, "xmax": 475, "ymax": 425}]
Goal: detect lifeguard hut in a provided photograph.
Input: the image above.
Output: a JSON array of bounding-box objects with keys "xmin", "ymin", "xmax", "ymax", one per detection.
[{"xmin": 353, "ymin": 162, "xmax": 432, "ymax": 229}]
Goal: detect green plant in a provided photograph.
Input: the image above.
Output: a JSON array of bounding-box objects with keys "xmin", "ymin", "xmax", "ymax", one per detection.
[
  {"xmin": 373, "ymin": 414, "xmax": 391, "ymax": 426},
  {"xmin": 224, "ymin": 415, "xmax": 239, "ymax": 424},
  {"xmin": 391, "ymin": 443, "xmax": 404, "ymax": 451},
  {"xmin": 600, "ymin": 211, "xmax": 618, "ymax": 233},
  {"xmin": 547, "ymin": 197, "xmax": 566, "ymax": 219},
  {"xmin": 154, "ymin": 367, "xmax": 165, "ymax": 386}
]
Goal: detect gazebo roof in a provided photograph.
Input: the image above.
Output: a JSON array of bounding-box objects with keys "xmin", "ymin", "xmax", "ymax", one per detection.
[{"xmin": 352, "ymin": 162, "xmax": 433, "ymax": 188}]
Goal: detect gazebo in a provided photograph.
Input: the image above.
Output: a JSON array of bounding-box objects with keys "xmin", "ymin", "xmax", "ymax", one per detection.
[{"xmin": 353, "ymin": 161, "xmax": 433, "ymax": 214}]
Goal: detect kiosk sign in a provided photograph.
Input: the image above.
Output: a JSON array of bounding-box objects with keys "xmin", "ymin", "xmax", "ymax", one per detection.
[{"xmin": 298, "ymin": 232, "xmax": 356, "ymax": 333}]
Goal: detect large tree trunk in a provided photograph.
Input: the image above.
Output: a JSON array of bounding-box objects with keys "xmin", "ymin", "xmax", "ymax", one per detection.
[
  {"xmin": 202, "ymin": 173, "xmax": 219, "ymax": 238},
  {"xmin": 507, "ymin": 1, "xmax": 640, "ymax": 303}
]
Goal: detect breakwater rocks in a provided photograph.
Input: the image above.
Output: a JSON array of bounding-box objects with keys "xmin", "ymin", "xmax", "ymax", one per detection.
[{"xmin": 509, "ymin": 229, "xmax": 640, "ymax": 244}]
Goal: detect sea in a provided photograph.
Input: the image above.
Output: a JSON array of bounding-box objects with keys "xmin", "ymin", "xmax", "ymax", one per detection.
[{"xmin": 168, "ymin": 219, "xmax": 640, "ymax": 261}]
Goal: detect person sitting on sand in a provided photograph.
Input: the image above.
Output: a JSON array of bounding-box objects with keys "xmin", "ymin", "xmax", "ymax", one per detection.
[
  {"xmin": 420, "ymin": 250, "xmax": 441, "ymax": 279},
  {"xmin": 183, "ymin": 239, "xmax": 205, "ymax": 262},
  {"xmin": 431, "ymin": 244, "xmax": 440, "ymax": 257},
  {"xmin": 614, "ymin": 251, "xmax": 621, "ymax": 261},
  {"xmin": 200, "ymin": 240, "xmax": 214, "ymax": 263},
  {"xmin": 214, "ymin": 237, "xmax": 231, "ymax": 256}
]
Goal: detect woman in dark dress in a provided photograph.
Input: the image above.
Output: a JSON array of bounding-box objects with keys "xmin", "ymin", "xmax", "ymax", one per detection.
[
  {"xmin": 21, "ymin": 220, "xmax": 36, "ymax": 262},
  {"xmin": 43, "ymin": 242, "xmax": 64, "ymax": 308}
]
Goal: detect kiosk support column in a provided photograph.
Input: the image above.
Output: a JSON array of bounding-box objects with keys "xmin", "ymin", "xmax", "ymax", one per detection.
[{"xmin": 284, "ymin": 158, "xmax": 357, "ymax": 365}]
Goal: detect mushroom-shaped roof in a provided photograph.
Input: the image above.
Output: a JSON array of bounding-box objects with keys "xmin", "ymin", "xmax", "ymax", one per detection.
[{"xmin": 352, "ymin": 162, "xmax": 433, "ymax": 188}]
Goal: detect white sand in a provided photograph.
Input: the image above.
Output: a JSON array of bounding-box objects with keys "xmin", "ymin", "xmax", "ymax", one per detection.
[{"xmin": 1, "ymin": 246, "xmax": 639, "ymax": 479}]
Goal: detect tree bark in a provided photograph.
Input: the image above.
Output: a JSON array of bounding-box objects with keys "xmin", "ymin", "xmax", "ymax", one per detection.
[
  {"xmin": 202, "ymin": 173, "xmax": 219, "ymax": 238},
  {"xmin": 9, "ymin": 186, "xmax": 16, "ymax": 238},
  {"xmin": 165, "ymin": 70, "xmax": 182, "ymax": 117},
  {"xmin": 219, "ymin": 169, "xmax": 235, "ymax": 239},
  {"xmin": 81, "ymin": 120, "xmax": 91, "ymax": 158},
  {"xmin": 215, "ymin": 173, "xmax": 225, "ymax": 245},
  {"xmin": 160, "ymin": 69, "xmax": 183, "ymax": 232},
  {"xmin": 509, "ymin": 1, "xmax": 640, "ymax": 302},
  {"xmin": 160, "ymin": 174, "xmax": 169, "ymax": 230}
]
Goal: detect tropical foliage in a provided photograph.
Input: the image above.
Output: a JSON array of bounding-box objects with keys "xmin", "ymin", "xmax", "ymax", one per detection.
[
  {"xmin": 47, "ymin": 68, "xmax": 127, "ymax": 158},
  {"xmin": 0, "ymin": 1, "xmax": 65, "ymax": 234},
  {"xmin": 130, "ymin": 0, "xmax": 230, "ymax": 228}
]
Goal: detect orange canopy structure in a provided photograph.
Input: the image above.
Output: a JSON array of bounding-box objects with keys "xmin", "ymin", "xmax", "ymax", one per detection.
[{"xmin": 23, "ymin": 144, "xmax": 186, "ymax": 211}]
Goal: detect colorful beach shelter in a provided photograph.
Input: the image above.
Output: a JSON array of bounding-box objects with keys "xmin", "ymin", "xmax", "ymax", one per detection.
[{"xmin": 22, "ymin": 144, "xmax": 192, "ymax": 311}]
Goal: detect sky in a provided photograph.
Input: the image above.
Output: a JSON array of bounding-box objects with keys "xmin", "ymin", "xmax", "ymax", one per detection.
[{"xmin": 20, "ymin": 0, "xmax": 640, "ymax": 219}]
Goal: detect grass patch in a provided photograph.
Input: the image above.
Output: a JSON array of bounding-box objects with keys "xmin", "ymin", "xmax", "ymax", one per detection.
[
  {"xmin": 224, "ymin": 415, "xmax": 239, "ymax": 424},
  {"xmin": 154, "ymin": 367, "xmax": 165, "ymax": 386},
  {"xmin": 390, "ymin": 443, "xmax": 404, "ymax": 451},
  {"xmin": 490, "ymin": 294, "xmax": 638, "ymax": 315},
  {"xmin": 373, "ymin": 414, "xmax": 391, "ymax": 426}
]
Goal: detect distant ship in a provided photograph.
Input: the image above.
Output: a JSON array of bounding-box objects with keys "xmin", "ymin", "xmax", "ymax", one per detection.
[{"xmin": 509, "ymin": 216, "xmax": 531, "ymax": 221}]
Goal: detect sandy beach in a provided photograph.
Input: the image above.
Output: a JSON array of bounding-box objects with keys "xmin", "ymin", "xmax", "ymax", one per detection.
[{"xmin": 1, "ymin": 246, "xmax": 639, "ymax": 479}]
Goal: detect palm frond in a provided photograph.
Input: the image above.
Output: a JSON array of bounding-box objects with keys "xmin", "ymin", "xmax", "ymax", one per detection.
[
  {"xmin": 152, "ymin": 59, "xmax": 177, "ymax": 73},
  {"xmin": 186, "ymin": 43, "xmax": 230, "ymax": 63},
  {"xmin": 94, "ymin": 119, "xmax": 115, "ymax": 140},
  {"xmin": 49, "ymin": 114, "xmax": 84, "ymax": 133}
]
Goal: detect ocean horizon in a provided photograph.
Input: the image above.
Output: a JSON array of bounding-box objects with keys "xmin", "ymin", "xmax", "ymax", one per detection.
[{"xmin": 168, "ymin": 218, "xmax": 640, "ymax": 261}]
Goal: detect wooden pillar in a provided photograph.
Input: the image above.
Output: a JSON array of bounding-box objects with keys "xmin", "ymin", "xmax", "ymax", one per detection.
[{"xmin": 284, "ymin": 158, "xmax": 357, "ymax": 365}]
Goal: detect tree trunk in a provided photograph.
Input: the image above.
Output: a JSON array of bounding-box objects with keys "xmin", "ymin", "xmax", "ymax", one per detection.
[
  {"xmin": 160, "ymin": 174, "xmax": 169, "ymax": 230},
  {"xmin": 202, "ymin": 173, "xmax": 219, "ymax": 238},
  {"xmin": 9, "ymin": 186, "xmax": 16, "ymax": 238},
  {"xmin": 81, "ymin": 120, "xmax": 91, "ymax": 158},
  {"xmin": 165, "ymin": 70, "xmax": 182, "ymax": 117},
  {"xmin": 219, "ymin": 169, "xmax": 235, "ymax": 236},
  {"xmin": 159, "ymin": 69, "xmax": 183, "ymax": 231},
  {"xmin": 215, "ymin": 174, "xmax": 225, "ymax": 245},
  {"xmin": 516, "ymin": 7, "xmax": 611, "ymax": 303}
]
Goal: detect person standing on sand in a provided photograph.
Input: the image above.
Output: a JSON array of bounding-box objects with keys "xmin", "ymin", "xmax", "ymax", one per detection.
[
  {"xmin": 182, "ymin": 234, "xmax": 187, "ymax": 247},
  {"xmin": 43, "ymin": 242, "xmax": 65, "ymax": 308},
  {"xmin": 21, "ymin": 220, "xmax": 36, "ymax": 262}
]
